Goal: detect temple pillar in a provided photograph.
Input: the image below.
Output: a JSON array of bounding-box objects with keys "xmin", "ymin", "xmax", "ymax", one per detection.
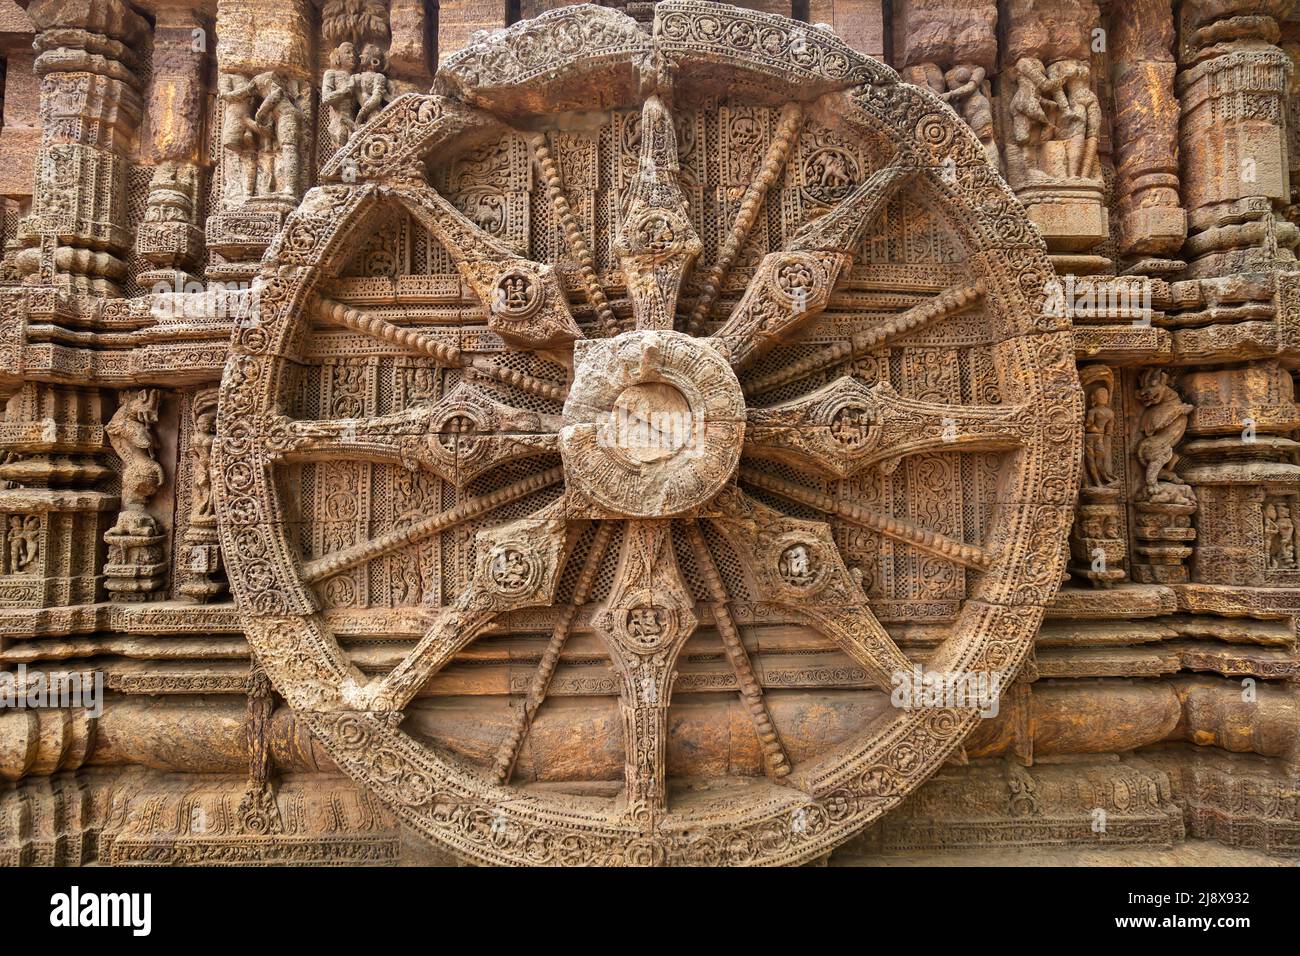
[
  {"xmin": 16, "ymin": 0, "xmax": 148, "ymax": 297},
  {"xmin": 136, "ymin": 2, "xmax": 213, "ymax": 292},
  {"xmin": 206, "ymin": 0, "xmax": 314, "ymax": 282},
  {"xmin": 1109, "ymin": 0, "xmax": 1186, "ymax": 266},
  {"xmin": 1176, "ymin": 0, "xmax": 1297, "ymax": 279}
]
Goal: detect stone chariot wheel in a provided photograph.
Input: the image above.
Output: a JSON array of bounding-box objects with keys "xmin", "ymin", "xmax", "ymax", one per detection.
[{"xmin": 214, "ymin": 1, "xmax": 1081, "ymax": 865}]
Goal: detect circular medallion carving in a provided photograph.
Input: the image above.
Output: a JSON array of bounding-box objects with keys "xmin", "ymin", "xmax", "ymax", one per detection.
[
  {"xmin": 491, "ymin": 268, "xmax": 543, "ymax": 319},
  {"xmin": 486, "ymin": 544, "xmax": 540, "ymax": 596},
  {"xmin": 561, "ymin": 329, "xmax": 744, "ymax": 517}
]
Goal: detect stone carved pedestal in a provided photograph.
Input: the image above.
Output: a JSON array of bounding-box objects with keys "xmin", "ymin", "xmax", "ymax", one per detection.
[
  {"xmin": 1132, "ymin": 490, "xmax": 1196, "ymax": 584},
  {"xmin": 1070, "ymin": 488, "xmax": 1126, "ymax": 587},
  {"xmin": 103, "ymin": 517, "xmax": 167, "ymax": 600}
]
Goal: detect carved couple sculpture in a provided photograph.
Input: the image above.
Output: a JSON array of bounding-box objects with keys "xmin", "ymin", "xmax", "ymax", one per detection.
[
  {"xmin": 322, "ymin": 42, "xmax": 391, "ymax": 150},
  {"xmin": 1006, "ymin": 57, "xmax": 1100, "ymax": 184},
  {"xmin": 219, "ymin": 71, "xmax": 308, "ymax": 202}
]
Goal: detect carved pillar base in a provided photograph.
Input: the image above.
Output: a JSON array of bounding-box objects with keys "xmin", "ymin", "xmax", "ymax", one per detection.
[
  {"xmin": 1132, "ymin": 491, "xmax": 1196, "ymax": 584},
  {"xmin": 137, "ymin": 219, "xmax": 205, "ymax": 293},
  {"xmin": 205, "ymin": 197, "xmax": 296, "ymax": 283},
  {"xmin": 103, "ymin": 512, "xmax": 167, "ymax": 601},
  {"xmin": 179, "ymin": 524, "xmax": 226, "ymax": 603},
  {"xmin": 1018, "ymin": 183, "xmax": 1109, "ymax": 253},
  {"xmin": 1069, "ymin": 489, "xmax": 1127, "ymax": 587}
]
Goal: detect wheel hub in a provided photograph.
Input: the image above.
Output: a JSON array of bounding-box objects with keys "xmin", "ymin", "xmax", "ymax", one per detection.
[{"xmin": 560, "ymin": 330, "xmax": 745, "ymax": 517}]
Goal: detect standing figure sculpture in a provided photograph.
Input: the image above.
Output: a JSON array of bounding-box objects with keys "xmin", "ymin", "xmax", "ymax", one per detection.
[
  {"xmin": 942, "ymin": 65, "xmax": 999, "ymax": 170},
  {"xmin": 1083, "ymin": 381, "xmax": 1116, "ymax": 488},
  {"xmin": 1052, "ymin": 59, "xmax": 1100, "ymax": 180},
  {"xmin": 190, "ymin": 405, "xmax": 217, "ymax": 522},
  {"xmin": 1277, "ymin": 503, "xmax": 1297, "ymax": 568},
  {"xmin": 1006, "ymin": 57, "xmax": 1066, "ymax": 184},
  {"xmin": 322, "ymin": 43, "xmax": 359, "ymax": 151},
  {"xmin": 251, "ymin": 72, "xmax": 306, "ymax": 199},
  {"xmin": 103, "ymin": 388, "xmax": 169, "ymax": 599},
  {"xmin": 218, "ymin": 73, "xmax": 260, "ymax": 204},
  {"xmin": 107, "ymin": 388, "xmax": 164, "ymax": 530},
  {"xmin": 7, "ymin": 515, "xmax": 39, "ymax": 573},
  {"xmin": 355, "ymin": 43, "xmax": 389, "ymax": 127}
]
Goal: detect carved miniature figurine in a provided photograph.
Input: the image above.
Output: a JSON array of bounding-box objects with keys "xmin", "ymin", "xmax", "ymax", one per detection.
[
  {"xmin": 1052, "ymin": 59, "xmax": 1100, "ymax": 180},
  {"xmin": 322, "ymin": 42, "xmax": 359, "ymax": 151},
  {"xmin": 190, "ymin": 406, "xmax": 217, "ymax": 522},
  {"xmin": 1083, "ymin": 382, "xmax": 1116, "ymax": 487},
  {"xmin": 1277, "ymin": 502, "xmax": 1297, "ymax": 568},
  {"xmin": 1135, "ymin": 369, "xmax": 1193, "ymax": 501},
  {"xmin": 7, "ymin": 515, "xmax": 39, "ymax": 573},
  {"xmin": 251, "ymin": 72, "xmax": 306, "ymax": 199},
  {"xmin": 218, "ymin": 73, "xmax": 260, "ymax": 203},
  {"xmin": 1006, "ymin": 57, "xmax": 1067, "ymax": 184}
]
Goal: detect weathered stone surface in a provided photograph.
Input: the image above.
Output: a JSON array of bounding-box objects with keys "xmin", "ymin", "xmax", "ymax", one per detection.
[{"xmin": 0, "ymin": 0, "xmax": 1297, "ymax": 869}]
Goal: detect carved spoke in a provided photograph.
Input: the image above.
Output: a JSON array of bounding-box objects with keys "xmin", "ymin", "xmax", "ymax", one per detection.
[
  {"xmin": 591, "ymin": 521, "xmax": 698, "ymax": 821},
  {"xmin": 685, "ymin": 522, "xmax": 791, "ymax": 779},
  {"xmin": 745, "ymin": 376, "xmax": 1029, "ymax": 477},
  {"xmin": 368, "ymin": 506, "xmax": 571, "ymax": 713},
  {"xmin": 741, "ymin": 280, "xmax": 987, "ymax": 398},
  {"xmin": 397, "ymin": 185, "xmax": 583, "ymax": 350},
  {"xmin": 312, "ymin": 293, "xmax": 569, "ymax": 403},
  {"xmin": 685, "ymin": 102, "xmax": 804, "ymax": 335},
  {"xmin": 739, "ymin": 466, "xmax": 994, "ymax": 571},
  {"xmin": 706, "ymin": 490, "xmax": 914, "ymax": 695},
  {"xmin": 712, "ymin": 153, "xmax": 917, "ymax": 371},
  {"xmin": 614, "ymin": 87, "xmax": 703, "ymax": 332},
  {"xmin": 300, "ymin": 466, "xmax": 564, "ymax": 584},
  {"xmin": 266, "ymin": 385, "xmax": 560, "ymax": 485},
  {"xmin": 493, "ymin": 521, "xmax": 617, "ymax": 784}
]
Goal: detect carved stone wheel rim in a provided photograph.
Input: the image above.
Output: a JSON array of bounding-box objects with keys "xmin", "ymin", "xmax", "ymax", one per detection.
[{"xmin": 214, "ymin": 1, "xmax": 1082, "ymax": 866}]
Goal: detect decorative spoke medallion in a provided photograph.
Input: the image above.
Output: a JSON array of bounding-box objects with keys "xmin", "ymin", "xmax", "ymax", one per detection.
[{"xmin": 216, "ymin": 1, "xmax": 1081, "ymax": 866}]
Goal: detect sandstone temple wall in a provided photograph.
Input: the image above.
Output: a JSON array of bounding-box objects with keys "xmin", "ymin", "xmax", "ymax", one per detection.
[{"xmin": 0, "ymin": 0, "xmax": 1296, "ymax": 866}]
